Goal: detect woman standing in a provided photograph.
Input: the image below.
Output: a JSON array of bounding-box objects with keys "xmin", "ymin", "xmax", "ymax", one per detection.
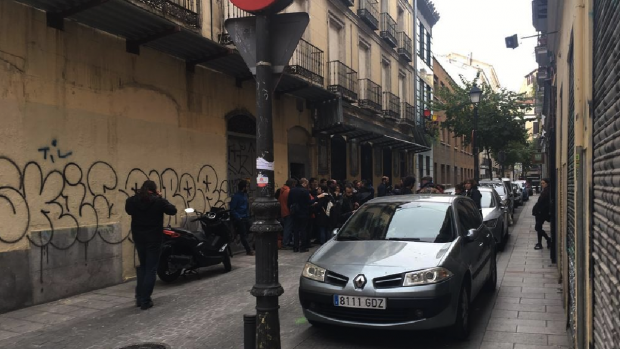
[
  {"xmin": 464, "ymin": 179, "xmax": 482, "ymax": 209},
  {"xmin": 532, "ymin": 178, "xmax": 552, "ymax": 250}
]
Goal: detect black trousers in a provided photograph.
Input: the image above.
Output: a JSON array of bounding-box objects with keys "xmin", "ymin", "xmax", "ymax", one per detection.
[
  {"xmin": 535, "ymin": 215, "xmax": 550, "ymax": 244},
  {"xmin": 135, "ymin": 240, "xmax": 162, "ymax": 305},
  {"xmin": 292, "ymin": 216, "xmax": 309, "ymax": 249},
  {"xmin": 233, "ymin": 218, "xmax": 252, "ymax": 254}
]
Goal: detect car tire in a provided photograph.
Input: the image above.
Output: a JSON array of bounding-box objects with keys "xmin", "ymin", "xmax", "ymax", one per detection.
[
  {"xmin": 484, "ymin": 253, "xmax": 497, "ymax": 293},
  {"xmin": 497, "ymin": 226, "xmax": 505, "ymax": 251},
  {"xmin": 308, "ymin": 320, "xmax": 326, "ymax": 328},
  {"xmin": 452, "ymin": 282, "xmax": 471, "ymax": 340},
  {"xmin": 223, "ymin": 248, "xmax": 232, "ymax": 272}
]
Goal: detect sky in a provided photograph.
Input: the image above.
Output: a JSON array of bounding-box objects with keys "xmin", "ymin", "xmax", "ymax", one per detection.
[{"xmin": 430, "ymin": 0, "xmax": 538, "ymax": 92}]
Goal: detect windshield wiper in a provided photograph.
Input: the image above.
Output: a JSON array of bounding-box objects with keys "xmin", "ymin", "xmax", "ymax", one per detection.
[{"xmin": 387, "ymin": 237, "xmax": 422, "ymax": 241}]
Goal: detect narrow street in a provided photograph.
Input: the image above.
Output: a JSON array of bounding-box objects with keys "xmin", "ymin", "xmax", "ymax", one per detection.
[{"xmin": 0, "ymin": 196, "xmax": 568, "ymax": 349}]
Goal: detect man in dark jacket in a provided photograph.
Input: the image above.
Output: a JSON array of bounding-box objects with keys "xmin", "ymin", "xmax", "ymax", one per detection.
[
  {"xmin": 125, "ymin": 180, "xmax": 177, "ymax": 310},
  {"xmin": 289, "ymin": 179, "xmax": 326, "ymax": 252},
  {"xmin": 377, "ymin": 176, "xmax": 391, "ymax": 197},
  {"xmin": 230, "ymin": 180, "xmax": 254, "ymax": 256},
  {"xmin": 402, "ymin": 176, "xmax": 417, "ymax": 195}
]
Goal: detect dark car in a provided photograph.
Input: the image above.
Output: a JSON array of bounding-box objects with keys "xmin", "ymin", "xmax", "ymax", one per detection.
[{"xmin": 298, "ymin": 194, "xmax": 497, "ymax": 339}]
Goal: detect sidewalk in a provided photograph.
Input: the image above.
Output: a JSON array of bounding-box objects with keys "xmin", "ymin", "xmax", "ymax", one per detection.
[{"xmin": 480, "ymin": 195, "xmax": 569, "ymax": 349}]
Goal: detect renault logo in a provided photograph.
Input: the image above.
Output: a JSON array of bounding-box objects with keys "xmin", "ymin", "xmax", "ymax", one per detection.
[{"xmin": 353, "ymin": 274, "xmax": 367, "ymax": 289}]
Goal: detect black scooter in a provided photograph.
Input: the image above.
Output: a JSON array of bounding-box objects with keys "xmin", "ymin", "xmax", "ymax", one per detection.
[{"xmin": 157, "ymin": 208, "xmax": 232, "ymax": 283}]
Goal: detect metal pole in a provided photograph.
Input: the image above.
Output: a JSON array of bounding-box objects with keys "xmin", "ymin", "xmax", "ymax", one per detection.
[
  {"xmin": 250, "ymin": 14, "xmax": 284, "ymax": 349},
  {"xmin": 244, "ymin": 314, "xmax": 256, "ymax": 349},
  {"xmin": 473, "ymin": 104, "xmax": 479, "ymax": 182}
]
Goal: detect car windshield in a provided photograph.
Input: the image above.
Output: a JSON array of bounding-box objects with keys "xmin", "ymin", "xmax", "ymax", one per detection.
[
  {"xmin": 336, "ymin": 202, "xmax": 455, "ymax": 243},
  {"xmin": 481, "ymin": 191, "xmax": 494, "ymax": 208}
]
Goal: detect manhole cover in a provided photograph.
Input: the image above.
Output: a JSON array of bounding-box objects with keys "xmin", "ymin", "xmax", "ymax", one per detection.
[{"xmin": 118, "ymin": 344, "xmax": 169, "ymax": 349}]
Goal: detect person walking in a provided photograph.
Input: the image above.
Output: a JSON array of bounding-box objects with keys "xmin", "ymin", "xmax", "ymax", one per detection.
[
  {"xmin": 125, "ymin": 180, "xmax": 177, "ymax": 310},
  {"xmin": 532, "ymin": 178, "xmax": 552, "ymax": 250},
  {"xmin": 277, "ymin": 178, "xmax": 296, "ymax": 249},
  {"xmin": 230, "ymin": 180, "xmax": 255, "ymax": 256},
  {"xmin": 464, "ymin": 179, "xmax": 482, "ymax": 209}
]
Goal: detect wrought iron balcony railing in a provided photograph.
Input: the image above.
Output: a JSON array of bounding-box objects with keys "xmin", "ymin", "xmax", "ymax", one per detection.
[
  {"xmin": 380, "ymin": 13, "xmax": 397, "ymax": 48},
  {"xmin": 328, "ymin": 61, "xmax": 358, "ymax": 102},
  {"xmin": 383, "ymin": 92, "xmax": 400, "ymax": 119},
  {"xmin": 285, "ymin": 39, "xmax": 325, "ymax": 86},
  {"xmin": 219, "ymin": 1, "xmax": 253, "ymax": 45},
  {"xmin": 397, "ymin": 32, "xmax": 413, "ymax": 62},
  {"xmin": 358, "ymin": 79, "xmax": 382, "ymax": 113},
  {"xmin": 358, "ymin": 0, "xmax": 379, "ymax": 30},
  {"xmin": 402, "ymin": 102, "xmax": 415, "ymax": 122},
  {"xmin": 138, "ymin": 0, "xmax": 200, "ymax": 28}
]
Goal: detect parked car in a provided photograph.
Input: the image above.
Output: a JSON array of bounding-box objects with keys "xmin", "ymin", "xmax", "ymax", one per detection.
[
  {"xmin": 445, "ymin": 187, "xmax": 509, "ymax": 249},
  {"xmin": 512, "ymin": 183, "xmax": 523, "ymax": 207},
  {"xmin": 479, "ymin": 180, "xmax": 514, "ymax": 225},
  {"xmin": 513, "ymin": 180, "xmax": 529, "ymax": 202},
  {"xmin": 299, "ymin": 195, "xmax": 497, "ymax": 339}
]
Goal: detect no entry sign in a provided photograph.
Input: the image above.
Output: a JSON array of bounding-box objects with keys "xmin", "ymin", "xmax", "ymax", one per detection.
[{"xmin": 230, "ymin": 0, "xmax": 294, "ymax": 14}]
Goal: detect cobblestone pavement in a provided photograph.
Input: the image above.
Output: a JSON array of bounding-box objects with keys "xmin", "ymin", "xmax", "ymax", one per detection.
[{"xmin": 0, "ymin": 196, "xmax": 568, "ymax": 349}]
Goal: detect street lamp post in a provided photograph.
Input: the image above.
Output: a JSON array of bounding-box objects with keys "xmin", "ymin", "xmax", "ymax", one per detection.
[{"xmin": 469, "ymin": 85, "xmax": 482, "ymax": 183}]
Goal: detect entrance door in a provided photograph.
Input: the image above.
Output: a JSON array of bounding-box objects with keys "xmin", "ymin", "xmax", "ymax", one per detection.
[
  {"xmin": 383, "ymin": 148, "xmax": 392, "ymax": 180},
  {"xmin": 290, "ymin": 163, "xmax": 305, "ymax": 180},
  {"xmin": 288, "ymin": 126, "xmax": 311, "ymax": 181},
  {"xmin": 361, "ymin": 144, "xmax": 373, "ymax": 182},
  {"xmin": 331, "ymin": 136, "xmax": 347, "ymax": 181}
]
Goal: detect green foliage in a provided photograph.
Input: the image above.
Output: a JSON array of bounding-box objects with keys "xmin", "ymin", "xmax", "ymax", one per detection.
[
  {"xmin": 428, "ymin": 74, "xmax": 530, "ymax": 157},
  {"xmin": 493, "ymin": 140, "xmax": 536, "ymax": 169}
]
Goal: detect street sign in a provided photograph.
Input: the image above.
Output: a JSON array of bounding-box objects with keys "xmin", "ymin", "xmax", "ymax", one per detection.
[
  {"xmin": 225, "ymin": 12, "xmax": 309, "ymax": 90},
  {"xmin": 230, "ymin": 0, "xmax": 294, "ymax": 14}
]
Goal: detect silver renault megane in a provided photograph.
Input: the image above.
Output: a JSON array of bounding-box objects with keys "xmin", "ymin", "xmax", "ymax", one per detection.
[{"xmin": 298, "ymin": 194, "xmax": 497, "ymax": 339}]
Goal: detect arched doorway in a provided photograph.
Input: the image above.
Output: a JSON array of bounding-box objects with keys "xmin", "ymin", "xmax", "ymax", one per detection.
[
  {"xmin": 331, "ymin": 135, "xmax": 347, "ymax": 181},
  {"xmin": 361, "ymin": 143, "xmax": 373, "ymax": 182},
  {"xmin": 227, "ymin": 113, "xmax": 256, "ymax": 197},
  {"xmin": 288, "ymin": 126, "xmax": 311, "ymax": 180}
]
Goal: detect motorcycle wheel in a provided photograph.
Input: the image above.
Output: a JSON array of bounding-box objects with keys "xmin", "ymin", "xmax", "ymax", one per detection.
[
  {"xmin": 157, "ymin": 248, "xmax": 182, "ymax": 283},
  {"xmin": 223, "ymin": 247, "xmax": 232, "ymax": 272}
]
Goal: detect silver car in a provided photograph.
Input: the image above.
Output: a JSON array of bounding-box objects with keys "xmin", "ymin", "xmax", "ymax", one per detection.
[
  {"xmin": 445, "ymin": 187, "xmax": 509, "ymax": 250},
  {"xmin": 298, "ymin": 195, "xmax": 497, "ymax": 339}
]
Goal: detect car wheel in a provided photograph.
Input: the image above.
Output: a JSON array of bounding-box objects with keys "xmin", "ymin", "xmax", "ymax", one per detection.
[
  {"xmin": 497, "ymin": 226, "xmax": 505, "ymax": 251},
  {"xmin": 484, "ymin": 253, "xmax": 497, "ymax": 293},
  {"xmin": 452, "ymin": 283, "xmax": 471, "ymax": 340}
]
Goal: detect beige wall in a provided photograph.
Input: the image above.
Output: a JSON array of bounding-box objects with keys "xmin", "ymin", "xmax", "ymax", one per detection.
[{"xmin": 0, "ymin": 1, "xmax": 311, "ymax": 279}]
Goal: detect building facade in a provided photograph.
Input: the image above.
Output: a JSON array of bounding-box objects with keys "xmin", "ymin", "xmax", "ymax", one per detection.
[
  {"xmin": 432, "ymin": 57, "xmax": 474, "ymax": 187},
  {"xmin": 0, "ymin": 0, "xmax": 437, "ymax": 312},
  {"xmin": 532, "ymin": 0, "xmax": 620, "ymax": 348}
]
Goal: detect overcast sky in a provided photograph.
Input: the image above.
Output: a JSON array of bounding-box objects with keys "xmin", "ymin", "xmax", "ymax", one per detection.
[{"xmin": 430, "ymin": 0, "xmax": 538, "ymax": 92}]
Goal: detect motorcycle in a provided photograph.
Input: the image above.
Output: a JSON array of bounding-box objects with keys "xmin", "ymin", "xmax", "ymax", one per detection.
[{"xmin": 157, "ymin": 207, "xmax": 232, "ymax": 283}]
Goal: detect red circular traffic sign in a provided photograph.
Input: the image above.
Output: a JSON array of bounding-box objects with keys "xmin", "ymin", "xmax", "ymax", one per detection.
[{"xmin": 230, "ymin": 0, "xmax": 277, "ymax": 12}]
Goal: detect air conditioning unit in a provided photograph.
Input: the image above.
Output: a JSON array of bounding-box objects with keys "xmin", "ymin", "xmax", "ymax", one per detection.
[{"xmin": 536, "ymin": 45, "xmax": 549, "ymax": 65}]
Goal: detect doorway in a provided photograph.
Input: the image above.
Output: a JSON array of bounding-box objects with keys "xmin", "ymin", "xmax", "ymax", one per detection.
[
  {"xmin": 361, "ymin": 144, "xmax": 373, "ymax": 182},
  {"xmin": 383, "ymin": 148, "xmax": 392, "ymax": 180},
  {"xmin": 331, "ymin": 136, "xmax": 347, "ymax": 180}
]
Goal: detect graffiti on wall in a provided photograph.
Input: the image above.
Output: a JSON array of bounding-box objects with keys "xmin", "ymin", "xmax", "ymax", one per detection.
[{"xmin": 0, "ymin": 155, "xmax": 230, "ymax": 249}]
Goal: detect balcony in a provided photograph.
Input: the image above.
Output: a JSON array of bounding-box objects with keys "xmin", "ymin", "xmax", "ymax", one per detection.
[
  {"xmin": 339, "ymin": 0, "xmax": 354, "ymax": 6},
  {"xmin": 397, "ymin": 32, "xmax": 413, "ymax": 62},
  {"xmin": 383, "ymin": 92, "xmax": 400, "ymax": 119},
  {"xmin": 358, "ymin": 79, "xmax": 382, "ymax": 113},
  {"xmin": 328, "ymin": 61, "xmax": 358, "ymax": 102},
  {"xmin": 358, "ymin": 0, "xmax": 379, "ymax": 30},
  {"xmin": 380, "ymin": 13, "xmax": 397, "ymax": 47},
  {"xmin": 284, "ymin": 39, "xmax": 325, "ymax": 87},
  {"xmin": 401, "ymin": 102, "xmax": 415, "ymax": 123}
]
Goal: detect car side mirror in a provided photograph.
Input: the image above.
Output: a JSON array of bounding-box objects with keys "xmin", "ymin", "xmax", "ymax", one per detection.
[
  {"xmin": 332, "ymin": 228, "xmax": 339, "ymax": 237},
  {"xmin": 464, "ymin": 229, "xmax": 477, "ymax": 242}
]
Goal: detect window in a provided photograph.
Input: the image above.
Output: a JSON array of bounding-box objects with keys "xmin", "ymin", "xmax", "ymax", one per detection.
[
  {"xmin": 359, "ymin": 40, "xmax": 371, "ymax": 80},
  {"xmin": 328, "ymin": 15, "xmax": 345, "ymax": 62},
  {"xmin": 382, "ymin": 57, "xmax": 391, "ymax": 92},
  {"xmin": 457, "ymin": 201, "xmax": 482, "ymax": 233},
  {"xmin": 398, "ymin": 71, "xmax": 406, "ymax": 102},
  {"xmin": 426, "ymin": 31, "xmax": 432, "ymax": 64},
  {"xmin": 418, "ymin": 154, "xmax": 424, "ymax": 179},
  {"xmin": 426, "ymin": 156, "xmax": 430, "ymax": 175},
  {"xmin": 400, "ymin": 152, "xmax": 407, "ymax": 178},
  {"xmin": 440, "ymin": 164, "xmax": 445, "ymax": 183},
  {"xmin": 418, "ymin": 22, "xmax": 425, "ymax": 58}
]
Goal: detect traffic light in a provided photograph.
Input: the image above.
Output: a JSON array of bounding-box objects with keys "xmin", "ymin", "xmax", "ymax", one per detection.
[{"xmin": 505, "ymin": 34, "xmax": 519, "ymax": 49}]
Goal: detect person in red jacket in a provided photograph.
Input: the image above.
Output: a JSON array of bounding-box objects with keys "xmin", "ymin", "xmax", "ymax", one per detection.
[{"xmin": 277, "ymin": 179, "xmax": 296, "ymax": 249}]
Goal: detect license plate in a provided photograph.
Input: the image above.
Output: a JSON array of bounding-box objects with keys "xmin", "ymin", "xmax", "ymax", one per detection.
[{"xmin": 333, "ymin": 295, "xmax": 386, "ymax": 309}]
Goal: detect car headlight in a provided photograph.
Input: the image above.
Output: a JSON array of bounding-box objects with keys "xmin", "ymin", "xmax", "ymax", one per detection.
[
  {"xmin": 302, "ymin": 262, "xmax": 326, "ymax": 282},
  {"xmin": 485, "ymin": 218, "xmax": 499, "ymax": 228},
  {"xmin": 403, "ymin": 267, "xmax": 453, "ymax": 286}
]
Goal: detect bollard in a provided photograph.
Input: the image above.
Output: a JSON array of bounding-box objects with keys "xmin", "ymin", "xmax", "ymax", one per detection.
[{"xmin": 244, "ymin": 314, "xmax": 256, "ymax": 349}]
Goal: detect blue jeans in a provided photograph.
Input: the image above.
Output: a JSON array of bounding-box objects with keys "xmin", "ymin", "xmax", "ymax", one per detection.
[
  {"xmin": 281, "ymin": 215, "xmax": 294, "ymax": 246},
  {"xmin": 135, "ymin": 241, "xmax": 162, "ymax": 305},
  {"xmin": 318, "ymin": 226, "xmax": 328, "ymax": 244},
  {"xmin": 233, "ymin": 218, "xmax": 252, "ymax": 254}
]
